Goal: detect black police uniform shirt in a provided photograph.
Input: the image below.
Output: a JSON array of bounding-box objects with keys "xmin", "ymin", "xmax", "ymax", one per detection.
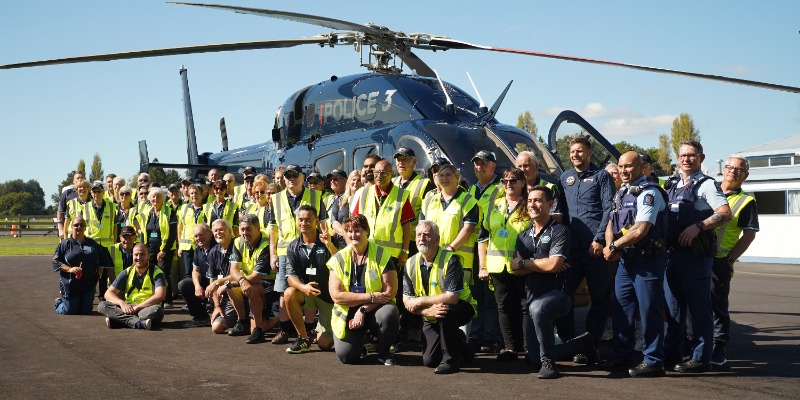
[
  {"xmin": 560, "ymin": 164, "xmax": 615, "ymax": 248},
  {"xmin": 110, "ymin": 267, "xmax": 167, "ymax": 300},
  {"xmin": 206, "ymin": 243, "xmax": 233, "ymax": 280},
  {"xmin": 52, "ymin": 236, "xmax": 112, "ymax": 297},
  {"xmin": 285, "ymin": 236, "xmax": 334, "ymax": 304},
  {"xmin": 402, "ymin": 252, "xmax": 464, "ymax": 297},
  {"xmin": 515, "ymin": 218, "xmax": 571, "ymax": 302}
]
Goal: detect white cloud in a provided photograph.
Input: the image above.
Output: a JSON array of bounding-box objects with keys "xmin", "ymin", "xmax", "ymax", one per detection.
[{"xmin": 539, "ymin": 102, "xmax": 675, "ymax": 137}]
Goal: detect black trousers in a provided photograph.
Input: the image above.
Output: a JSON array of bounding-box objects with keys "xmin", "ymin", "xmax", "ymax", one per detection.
[
  {"xmin": 421, "ymin": 300, "xmax": 475, "ymax": 367},
  {"xmin": 491, "ymin": 270, "xmax": 527, "ymax": 352}
]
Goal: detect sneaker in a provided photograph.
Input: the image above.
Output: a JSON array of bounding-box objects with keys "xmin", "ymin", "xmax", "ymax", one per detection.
[
  {"xmin": 378, "ymin": 355, "xmax": 396, "ymax": 366},
  {"xmin": 572, "ymin": 353, "xmax": 588, "ymax": 365},
  {"xmin": 163, "ymin": 301, "xmax": 173, "ymax": 309},
  {"xmin": 144, "ymin": 319, "xmax": 153, "ymax": 330},
  {"xmin": 389, "ymin": 343, "xmax": 399, "ymax": 354},
  {"xmin": 479, "ymin": 341, "xmax": 500, "ymax": 353},
  {"xmin": 246, "ymin": 328, "xmax": 266, "ymax": 344},
  {"xmin": 537, "ymin": 358, "xmax": 560, "ymax": 379},
  {"xmin": 105, "ymin": 317, "xmax": 111, "ymax": 329},
  {"xmin": 674, "ymin": 359, "xmax": 712, "ymax": 373},
  {"xmin": 434, "ymin": 362, "xmax": 460, "ymax": 374},
  {"xmin": 497, "ymin": 348, "xmax": 518, "ymax": 362},
  {"xmin": 711, "ymin": 346, "xmax": 727, "ymax": 366},
  {"xmin": 628, "ymin": 362, "xmax": 666, "ymax": 378},
  {"xmin": 183, "ymin": 319, "xmax": 211, "ymax": 328},
  {"xmin": 271, "ymin": 330, "xmax": 289, "ymax": 344},
  {"xmin": 364, "ymin": 341, "xmax": 377, "ymax": 353},
  {"xmin": 286, "ymin": 337, "xmax": 311, "ymax": 354},
  {"xmin": 228, "ymin": 320, "xmax": 249, "ymax": 336},
  {"xmin": 180, "ymin": 305, "xmax": 190, "ymax": 312}
]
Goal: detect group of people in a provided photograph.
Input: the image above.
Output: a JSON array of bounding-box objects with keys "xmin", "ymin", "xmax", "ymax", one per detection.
[{"xmin": 51, "ymin": 139, "xmax": 758, "ymax": 379}]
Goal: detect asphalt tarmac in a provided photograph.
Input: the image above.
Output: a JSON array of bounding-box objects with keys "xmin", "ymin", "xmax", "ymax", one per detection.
[{"xmin": 1, "ymin": 257, "xmax": 798, "ymax": 400}]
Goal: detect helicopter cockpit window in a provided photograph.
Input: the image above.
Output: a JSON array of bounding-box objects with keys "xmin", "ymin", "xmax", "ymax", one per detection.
[
  {"xmin": 353, "ymin": 145, "xmax": 379, "ymax": 170},
  {"xmin": 404, "ymin": 78, "xmax": 482, "ymax": 122},
  {"xmin": 314, "ymin": 150, "xmax": 345, "ymax": 176},
  {"xmin": 552, "ymin": 123, "xmax": 617, "ymax": 170},
  {"xmin": 395, "ymin": 137, "xmax": 431, "ymax": 175}
]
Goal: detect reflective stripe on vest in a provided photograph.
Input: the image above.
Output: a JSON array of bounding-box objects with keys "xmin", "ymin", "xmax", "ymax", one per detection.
[
  {"xmin": 393, "ymin": 175, "xmax": 431, "ymax": 235},
  {"xmin": 179, "ymin": 205, "xmax": 205, "ymax": 251},
  {"xmin": 233, "ymin": 236, "xmax": 271, "ymax": 278},
  {"xmin": 407, "ymin": 250, "xmax": 476, "ymax": 322},
  {"xmin": 85, "ymin": 201, "xmax": 116, "ymax": 246},
  {"xmin": 140, "ymin": 208, "xmax": 171, "ymax": 252},
  {"xmin": 272, "ymin": 189, "xmax": 321, "ymax": 255},
  {"xmin": 125, "ymin": 265, "xmax": 164, "ymax": 304},
  {"xmin": 421, "ymin": 191, "xmax": 478, "ymax": 269},
  {"xmin": 715, "ymin": 191, "xmax": 755, "ymax": 258},
  {"xmin": 484, "ymin": 197, "xmax": 531, "ymax": 273},
  {"xmin": 244, "ymin": 203, "xmax": 271, "ymax": 239},
  {"xmin": 361, "ymin": 184, "xmax": 406, "ymax": 257},
  {"xmin": 204, "ymin": 199, "xmax": 237, "ymax": 228},
  {"xmin": 328, "ymin": 243, "xmax": 390, "ymax": 339}
]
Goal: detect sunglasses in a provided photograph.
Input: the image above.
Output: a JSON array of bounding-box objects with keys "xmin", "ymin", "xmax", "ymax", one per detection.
[
  {"xmin": 72, "ymin": 223, "xmax": 85, "ymax": 228},
  {"xmin": 284, "ymin": 173, "xmax": 299, "ymax": 180},
  {"xmin": 254, "ymin": 190, "xmax": 267, "ymax": 195},
  {"xmin": 120, "ymin": 192, "xmax": 131, "ymax": 196},
  {"xmin": 501, "ymin": 179, "xmax": 519, "ymax": 185}
]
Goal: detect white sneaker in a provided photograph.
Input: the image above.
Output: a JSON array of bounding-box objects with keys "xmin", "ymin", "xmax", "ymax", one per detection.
[
  {"xmin": 105, "ymin": 317, "xmax": 111, "ymax": 329},
  {"xmin": 144, "ymin": 319, "xmax": 153, "ymax": 330}
]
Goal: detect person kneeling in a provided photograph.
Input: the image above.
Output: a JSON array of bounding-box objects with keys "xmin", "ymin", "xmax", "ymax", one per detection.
[
  {"xmin": 404, "ymin": 220, "xmax": 475, "ymax": 374},
  {"xmin": 99, "ymin": 243, "xmax": 166, "ymax": 330},
  {"xmin": 513, "ymin": 186, "xmax": 599, "ymax": 379}
]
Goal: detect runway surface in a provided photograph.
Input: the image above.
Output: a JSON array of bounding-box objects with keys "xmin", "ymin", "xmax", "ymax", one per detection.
[{"xmin": 1, "ymin": 257, "xmax": 798, "ymax": 399}]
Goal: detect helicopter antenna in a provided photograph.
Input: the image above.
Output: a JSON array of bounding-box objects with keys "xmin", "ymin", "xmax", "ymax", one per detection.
[
  {"xmin": 466, "ymin": 71, "xmax": 488, "ymax": 113},
  {"xmin": 434, "ymin": 69, "xmax": 455, "ymax": 115}
]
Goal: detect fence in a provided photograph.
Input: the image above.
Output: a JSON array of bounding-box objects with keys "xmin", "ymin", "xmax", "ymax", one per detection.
[{"xmin": 0, "ymin": 215, "xmax": 58, "ymax": 237}]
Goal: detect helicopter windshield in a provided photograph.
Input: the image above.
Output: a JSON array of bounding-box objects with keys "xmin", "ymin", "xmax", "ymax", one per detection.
[{"xmin": 401, "ymin": 77, "xmax": 484, "ymax": 122}]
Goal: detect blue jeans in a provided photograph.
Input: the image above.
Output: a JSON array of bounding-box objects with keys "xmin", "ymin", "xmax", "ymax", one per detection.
[
  {"xmin": 55, "ymin": 289, "xmax": 95, "ymax": 315},
  {"xmin": 275, "ymin": 255, "xmax": 288, "ymax": 293},
  {"xmin": 612, "ymin": 252, "xmax": 667, "ymax": 366},
  {"xmin": 468, "ymin": 279, "xmax": 500, "ymax": 343},
  {"xmin": 526, "ymin": 289, "xmax": 572, "ymax": 361},
  {"xmin": 664, "ymin": 248, "xmax": 714, "ymax": 363}
]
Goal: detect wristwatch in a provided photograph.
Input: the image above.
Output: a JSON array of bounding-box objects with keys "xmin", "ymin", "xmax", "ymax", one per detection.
[
  {"xmin": 517, "ymin": 259, "xmax": 525, "ymax": 270},
  {"xmin": 609, "ymin": 243, "xmax": 620, "ymax": 253},
  {"xmin": 695, "ymin": 221, "xmax": 704, "ymax": 230},
  {"xmin": 359, "ymin": 306, "xmax": 367, "ymax": 314}
]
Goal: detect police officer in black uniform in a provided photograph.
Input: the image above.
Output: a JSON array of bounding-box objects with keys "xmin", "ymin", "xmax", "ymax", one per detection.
[{"xmin": 602, "ymin": 151, "xmax": 669, "ymax": 377}]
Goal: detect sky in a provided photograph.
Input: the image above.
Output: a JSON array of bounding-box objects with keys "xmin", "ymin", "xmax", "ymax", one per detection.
[{"xmin": 2, "ymin": 0, "xmax": 799, "ymax": 206}]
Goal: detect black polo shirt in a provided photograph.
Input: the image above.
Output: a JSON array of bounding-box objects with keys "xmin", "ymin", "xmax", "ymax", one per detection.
[
  {"xmin": 206, "ymin": 242, "xmax": 233, "ymax": 279},
  {"xmin": 193, "ymin": 244, "xmax": 213, "ymax": 283},
  {"xmin": 285, "ymin": 236, "xmax": 333, "ymax": 304},
  {"xmin": 515, "ymin": 218, "xmax": 570, "ymax": 301}
]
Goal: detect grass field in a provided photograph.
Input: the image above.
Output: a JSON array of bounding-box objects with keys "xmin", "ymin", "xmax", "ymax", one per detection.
[{"xmin": 0, "ymin": 236, "xmax": 59, "ymax": 255}]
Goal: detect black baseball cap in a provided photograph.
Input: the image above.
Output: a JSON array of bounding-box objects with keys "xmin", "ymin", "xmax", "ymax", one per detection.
[
  {"xmin": 90, "ymin": 181, "xmax": 105, "ymax": 191},
  {"xmin": 168, "ymin": 183, "xmax": 180, "ymax": 191},
  {"xmin": 329, "ymin": 169, "xmax": 348, "ymax": 179},
  {"xmin": 394, "ymin": 147, "xmax": 416, "ymax": 158},
  {"xmin": 284, "ymin": 164, "xmax": 304, "ymax": 175},
  {"xmin": 242, "ymin": 166, "xmax": 256, "ymax": 177},
  {"xmin": 639, "ymin": 153, "xmax": 654, "ymax": 164},
  {"xmin": 472, "ymin": 150, "xmax": 496, "ymax": 163},
  {"xmin": 120, "ymin": 226, "xmax": 136, "ymax": 237},
  {"xmin": 307, "ymin": 172, "xmax": 323, "ymax": 182}
]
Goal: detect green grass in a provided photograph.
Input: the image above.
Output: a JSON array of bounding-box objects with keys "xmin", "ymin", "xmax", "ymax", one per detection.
[{"xmin": 0, "ymin": 236, "xmax": 60, "ymax": 255}]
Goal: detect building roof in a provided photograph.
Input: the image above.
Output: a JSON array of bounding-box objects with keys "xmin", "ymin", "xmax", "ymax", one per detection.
[{"xmin": 738, "ymin": 133, "xmax": 800, "ymax": 158}]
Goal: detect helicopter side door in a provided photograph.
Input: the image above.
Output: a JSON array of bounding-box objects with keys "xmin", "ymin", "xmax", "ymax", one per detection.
[{"xmin": 547, "ymin": 110, "xmax": 621, "ymax": 171}]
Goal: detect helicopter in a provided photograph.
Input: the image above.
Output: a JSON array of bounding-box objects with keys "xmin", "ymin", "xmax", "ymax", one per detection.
[{"xmin": 3, "ymin": 2, "xmax": 799, "ymax": 184}]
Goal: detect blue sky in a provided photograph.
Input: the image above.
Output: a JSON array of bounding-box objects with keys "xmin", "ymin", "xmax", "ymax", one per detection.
[{"xmin": 2, "ymin": 0, "xmax": 798, "ymax": 205}]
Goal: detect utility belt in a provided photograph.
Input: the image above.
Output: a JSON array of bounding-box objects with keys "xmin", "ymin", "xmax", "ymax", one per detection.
[
  {"xmin": 669, "ymin": 230, "xmax": 716, "ymax": 257},
  {"xmin": 614, "ymin": 228, "xmax": 666, "ymax": 258}
]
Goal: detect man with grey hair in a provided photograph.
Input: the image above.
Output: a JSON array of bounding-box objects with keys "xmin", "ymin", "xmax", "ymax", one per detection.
[
  {"xmin": 710, "ymin": 155, "xmax": 758, "ymax": 366},
  {"xmin": 516, "ymin": 151, "xmax": 563, "ymax": 222},
  {"xmin": 178, "ymin": 223, "xmax": 215, "ymax": 328},
  {"xmin": 231, "ymin": 213, "xmax": 276, "ymax": 344},
  {"xmin": 403, "ymin": 220, "xmax": 476, "ymax": 374}
]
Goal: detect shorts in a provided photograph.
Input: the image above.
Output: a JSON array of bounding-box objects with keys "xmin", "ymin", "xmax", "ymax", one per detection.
[
  {"xmin": 275, "ymin": 255, "xmax": 289, "ymax": 293},
  {"xmin": 213, "ymin": 296, "xmax": 238, "ymax": 328},
  {"xmin": 303, "ymin": 296, "xmax": 333, "ymax": 341}
]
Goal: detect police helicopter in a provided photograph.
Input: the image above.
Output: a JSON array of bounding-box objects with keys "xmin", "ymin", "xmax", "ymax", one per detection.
[{"xmin": 3, "ymin": 2, "xmax": 799, "ymax": 184}]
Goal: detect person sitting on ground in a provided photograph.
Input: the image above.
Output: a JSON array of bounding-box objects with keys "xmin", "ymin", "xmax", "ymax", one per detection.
[
  {"xmin": 99, "ymin": 244, "xmax": 166, "ymax": 330},
  {"xmin": 205, "ymin": 219, "xmax": 247, "ymax": 335},
  {"xmin": 53, "ymin": 216, "xmax": 112, "ymax": 315}
]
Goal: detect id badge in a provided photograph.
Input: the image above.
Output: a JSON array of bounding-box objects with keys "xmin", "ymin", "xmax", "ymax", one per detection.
[
  {"xmin": 149, "ymin": 232, "xmax": 159, "ymax": 238},
  {"xmin": 351, "ymin": 285, "xmax": 366, "ymax": 293},
  {"xmin": 96, "ymin": 223, "xmax": 103, "ymax": 229},
  {"xmin": 446, "ymin": 207, "xmax": 459, "ymax": 215},
  {"xmin": 306, "ymin": 267, "xmax": 317, "ymax": 276},
  {"xmin": 498, "ymin": 229, "xmax": 509, "ymax": 238}
]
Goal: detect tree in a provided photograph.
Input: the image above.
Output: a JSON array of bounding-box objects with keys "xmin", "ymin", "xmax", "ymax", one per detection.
[
  {"xmin": 516, "ymin": 110, "xmax": 538, "ymax": 138},
  {"xmin": 89, "ymin": 153, "xmax": 104, "ymax": 183},
  {"xmin": 657, "ymin": 133, "xmax": 674, "ymax": 176},
  {"xmin": 554, "ymin": 133, "xmax": 612, "ymax": 169},
  {"xmin": 0, "ymin": 192, "xmax": 37, "ymax": 215},
  {"xmin": 51, "ymin": 160, "xmax": 85, "ymax": 205},
  {"xmin": 670, "ymin": 113, "xmax": 700, "ymax": 156},
  {"xmin": 613, "ymin": 141, "xmax": 670, "ymax": 177},
  {"xmin": 76, "ymin": 159, "xmax": 86, "ymax": 176},
  {"xmin": 0, "ymin": 179, "xmax": 47, "ymax": 215},
  {"xmin": 143, "ymin": 158, "xmax": 181, "ymax": 188}
]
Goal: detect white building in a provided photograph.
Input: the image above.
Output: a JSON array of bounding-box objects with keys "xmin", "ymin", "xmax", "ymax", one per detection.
[{"xmin": 736, "ymin": 133, "xmax": 800, "ymax": 264}]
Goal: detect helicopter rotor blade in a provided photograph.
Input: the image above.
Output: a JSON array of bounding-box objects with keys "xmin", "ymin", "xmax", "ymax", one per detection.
[
  {"xmin": 428, "ymin": 38, "xmax": 800, "ymax": 94},
  {"xmin": 0, "ymin": 37, "xmax": 330, "ymax": 69},
  {"xmin": 170, "ymin": 2, "xmax": 384, "ymax": 36},
  {"xmin": 399, "ymin": 51, "xmax": 435, "ymax": 78}
]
